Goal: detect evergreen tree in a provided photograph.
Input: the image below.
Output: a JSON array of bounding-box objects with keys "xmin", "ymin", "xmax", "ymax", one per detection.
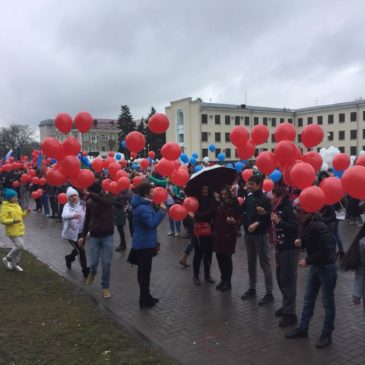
[
  {"xmin": 117, "ymin": 105, "xmax": 136, "ymax": 140},
  {"xmin": 136, "ymin": 118, "xmax": 145, "ymax": 134},
  {"xmin": 145, "ymin": 107, "xmax": 166, "ymax": 158}
]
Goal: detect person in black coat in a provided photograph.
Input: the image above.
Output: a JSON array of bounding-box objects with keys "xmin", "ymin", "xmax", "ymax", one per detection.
[{"xmin": 286, "ymin": 199, "xmax": 337, "ymax": 349}]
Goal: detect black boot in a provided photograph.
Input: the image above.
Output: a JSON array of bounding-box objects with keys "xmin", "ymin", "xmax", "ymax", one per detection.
[
  {"xmin": 285, "ymin": 327, "xmax": 308, "ymax": 339},
  {"xmin": 315, "ymin": 334, "xmax": 332, "ymax": 349},
  {"xmin": 115, "ymin": 244, "xmax": 126, "ymax": 252},
  {"xmin": 216, "ymin": 280, "xmax": 224, "ymax": 290},
  {"xmin": 82, "ymin": 267, "xmax": 90, "ymax": 278},
  {"xmin": 220, "ymin": 281, "xmax": 231, "ymax": 291},
  {"xmin": 241, "ymin": 288, "xmax": 256, "ymax": 300},
  {"xmin": 279, "ymin": 315, "xmax": 297, "ymax": 328},
  {"xmin": 65, "ymin": 255, "xmax": 74, "ymax": 269}
]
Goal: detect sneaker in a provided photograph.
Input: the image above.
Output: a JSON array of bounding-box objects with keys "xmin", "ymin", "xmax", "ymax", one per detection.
[
  {"xmin": 179, "ymin": 260, "xmax": 190, "ymax": 268},
  {"xmin": 258, "ymin": 293, "xmax": 274, "ymax": 306},
  {"xmin": 103, "ymin": 288, "xmax": 112, "ymax": 299},
  {"xmin": 193, "ymin": 276, "xmax": 201, "ymax": 286},
  {"xmin": 174, "ymin": 232, "xmax": 180, "ymax": 238},
  {"xmin": 356, "ymin": 222, "xmax": 363, "ymax": 227},
  {"xmin": 279, "ymin": 315, "xmax": 297, "ymax": 328},
  {"xmin": 275, "ymin": 307, "xmax": 284, "ymax": 317},
  {"xmin": 2, "ymin": 257, "xmax": 13, "ymax": 271},
  {"xmin": 167, "ymin": 231, "xmax": 175, "ymax": 236},
  {"xmin": 204, "ymin": 276, "xmax": 215, "ymax": 284},
  {"xmin": 315, "ymin": 334, "xmax": 332, "ymax": 349},
  {"xmin": 86, "ymin": 273, "xmax": 95, "ymax": 286},
  {"xmin": 285, "ymin": 327, "xmax": 308, "ymax": 339},
  {"xmin": 241, "ymin": 288, "xmax": 256, "ymax": 300},
  {"xmin": 13, "ymin": 265, "xmax": 24, "ymax": 272}
]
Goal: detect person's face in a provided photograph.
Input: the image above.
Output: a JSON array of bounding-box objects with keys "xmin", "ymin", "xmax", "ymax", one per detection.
[
  {"xmin": 146, "ymin": 188, "xmax": 153, "ymax": 200},
  {"xmin": 220, "ymin": 189, "xmax": 229, "ymax": 200},
  {"xmin": 247, "ymin": 181, "xmax": 261, "ymax": 193},
  {"xmin": 10, "ymin": 196, "xmax": 17, "ymax": 203},
  {"xmin": 201, "ymin": 185, "xmax": 209, "ymax": 197},
  {"xmin": 69, "ymin": 194, "xmax": 78, "ymax": 204}
]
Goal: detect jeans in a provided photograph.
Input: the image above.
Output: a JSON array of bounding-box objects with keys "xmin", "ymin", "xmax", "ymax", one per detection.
[
  {"xmin": 299, "ymin": 263, "xmax": 337, "ymax": 336},
  {"xmin": 49, "ymin": 196, "xmax": 59, "ymax": 217},
  {"xmin": 169, "ymin": 218, "xmax": 181, "ymax": 233},
  {"xmin": 88, "ymin": 235, "xmax": 113, "ymax": 289},
  {"xmin": 331, "ymin": 221, "xmax": 344, "ymax": 252},
  {"xmin": 7, "ymin": 236, "xmax": 24, "ymax": 265},
  {"xmin": 135, "ymin": 248, "xmax": 155, "ymax": 302},
  {"xmin": 184, "ymin": 241, "xmax": 194, "ymax": 255},
  {"xmin": 41, "ymin": 193, "xmax": 50, "ymax": 216},
  {"xmin": 116, "ymin": 225, "xmax": 126, "ymax": 248},
  {"xmin": 216, "ymin": 253, "xmax": 233, "ymax": 284}
]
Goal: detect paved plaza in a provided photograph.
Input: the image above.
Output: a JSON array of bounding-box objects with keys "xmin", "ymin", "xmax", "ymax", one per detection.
[{"xmin": 1, "ymin": 208, "xmax": 365, "ymax": 365}]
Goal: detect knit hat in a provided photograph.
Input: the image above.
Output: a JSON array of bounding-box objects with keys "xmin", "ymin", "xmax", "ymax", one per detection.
[
  {"xmin": 66, "ymin": 187, "xmax": 79, "ymax": 199},
  {"xmin": 4, "ymin": 188, "xmax": 17, "ymax": 200}
]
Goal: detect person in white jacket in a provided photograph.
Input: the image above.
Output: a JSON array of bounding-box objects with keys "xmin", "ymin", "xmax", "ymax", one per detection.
[{"xmin": 62, "ymin": 187, "xmax": 89, "ymax": 278}]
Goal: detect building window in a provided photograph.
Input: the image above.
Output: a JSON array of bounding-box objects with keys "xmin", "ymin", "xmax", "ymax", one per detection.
[
  {"xmin": 226, "ymin": 149, "xmax": 231, "ymax": 158},
  {"xmin": 201, "ymin": 132, "xmax": 208, "ymax": 142},
  {"xmin": 298, "ymin": 134, "xmax": 302, "ymax": 143},
  {"xmin": 308, "ymin": 117, "xmax": 313, "ymax": 125},
  {"xmin": 363, "ymin": 129, "xmax": 365, "ymax": 139},
  {"xmin": 339, "ymin": 131, "xmax": 345, "ymax": 140},
  {"xmin": 225, "ymin": 115, "xmax": 230, "ymax": 125},
  {"xmin": 271, "ymin": 134, "xmax": 275, "ymax": 143},
  {"xmin": 272, "ymin": 118, "xmax": 277, "ymax": 127},
  {"xmin": 363, "ymin": 111, "xmax": 365, "ymax": 121},
  {"xmin": 234, "ymin": 116, "xmax": 239, "ymax": 125},
  {"xmin": 244, "ymin": 116, "xmax": 249, "ymax": 126},
  {"xmin": 350, "ymin": 130, "xmax": 357, "ymax": 139},
  {"xmin": 215, "ymin": 115, "xmax": 221, "ymax": 124},
  {"xmin": 225, "ymin": 133, "xmax": 230, "ymax": 142},
  {"xmin": 202, "ymin": 148, "xmax": 208, "ymax": 157},
  {"xmin": 328, "ymin": 115, "xmax": 334, "ymax": 124},
  {"xmin": 339, "ymin": 113, "xmax": 345, "ymax": 123},
  {"xmin": 178, "ymin": 134, "xmax": 184, "ymax": 143},
  {"xmin": 288, "ymin": 118, "xmax": 293, "ymax": 124},
  {"xmin": 215, "ymin": 148, "xmax": 221, "ymax": 158},
  {"xmin": 263, "ymin": 117, "xmax": 268, "ymax": 126},
  {"xmin": 101, "ymin": 146, "xmax": 106, "ymax": 152},
  {"xmin": 350, "ymin": 146, "xmax": 357, "ymax": 156},
  {"xmin": 279, "ymin": 118, "xmax": 284, "ymax": 124},
  {"xmin": 339, "ymin": 146, "xmax": 345, "ymax": 153},
  {"xmin": 351, "ymin": 112, "xmax": 357, "ymax": 122},
  {"xmin": 298, "ymin": 118, "xmax": 303, "ymax": 127},
  {"xmin": 215, "ymin": 132, "xmax": 221, "ymax": 142},
  {"xmin": 317, "ymin": 116, "xmax": 323, "ymax": 125},
  {"xmin": 202, "ymin": 114, "xmax": 208, "ymax": 124},
  {"xmin": 328, "ymin": 132, "xmax": 334, "ymax": 141},
  {"xmin": 254, "ymin": 117, "xmax": 259, "ymax": 125}
]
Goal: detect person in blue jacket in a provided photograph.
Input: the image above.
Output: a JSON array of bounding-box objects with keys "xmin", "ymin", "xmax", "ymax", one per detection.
[{"xmin": 131, "ymin": 181, "xmax": 166, "ymax": 308}]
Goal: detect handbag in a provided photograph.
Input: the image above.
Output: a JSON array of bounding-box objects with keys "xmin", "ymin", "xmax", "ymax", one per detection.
[
  {"xmin": 127, "ymin": 248, "xmax": 138, "ymax": 265},
  {"xmin": 193, "ymin": 222, "xmax": 212, "ymax": 237},
  {"xmin": 335, "ymin": 202, "xmax": 346, "ymax": 221}
]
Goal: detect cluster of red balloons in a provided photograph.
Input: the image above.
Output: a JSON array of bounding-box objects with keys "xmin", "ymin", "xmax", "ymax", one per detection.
[{"xmin": 55, "ymin": 112, "xmax": 93, "ymax": 134}]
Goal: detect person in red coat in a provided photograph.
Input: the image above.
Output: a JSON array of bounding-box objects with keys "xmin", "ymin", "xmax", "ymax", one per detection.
[{"xmin": 213, "ymin": 186, "xmax": 241, "ymax": 291}]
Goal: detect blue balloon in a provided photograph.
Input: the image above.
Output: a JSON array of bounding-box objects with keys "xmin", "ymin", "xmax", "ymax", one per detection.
[
  {"xmin": 192, "ymin": 152, "xmax": 199, "ymax": 159},
  {"xmin": 132, "ymin": 163, "xmax": 139, "ymax": 170},
  {"xmin": 226, "ymin": 163, "xmax": 234, "ymax": 169},
  {"xmin": 190, "ymin": 157, "xmax": 197, "ymax": 165},
  {"xmin": 208, "ymin": 144, "xmax": 216, "ymax": 152},
  {"xmin": 180, "ymin": 153, "xmax": 189, "ymax": 163},
  {"xmin": 194, "ymin": 165, "xmax": 203, "ymax": 173},
  {"xmin": 269, "ymin": 169, "xmax": 282, "ymax": 183},
  {"xmin": 333, "ymin": 168, "xmax": 344, "ymax": 178},
  {"xmin": 217, "ymin": 152, "xmax": 225, "ymax": 161},
  {"xmin": 235, "ymin": 162, "xmax": 244, "ymax": 172},
  {"xmin": 120, "ymin": 140, "xmax": 126, "ymax": 149},
  {"xmin": 115, "ymin": 153, "xmax": 122, "ymax": 160}
]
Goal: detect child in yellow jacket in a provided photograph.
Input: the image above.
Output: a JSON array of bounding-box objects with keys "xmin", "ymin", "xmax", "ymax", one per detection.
[{"xmin": 1, "ymin": 188, "xmax": 31, "ymax": 271}]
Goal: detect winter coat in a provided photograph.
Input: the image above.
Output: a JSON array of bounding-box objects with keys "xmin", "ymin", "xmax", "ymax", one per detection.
[
  {"xmin": 353, "ymin": 237, "xmax": 365, "ymax": 320},
  {"xmin": 113, "ymin": 191, "xmax": 129, "ymax": 226},
  {"xmin": 212, "ymin": 199, "xmax": 241, "ymax": 254},
  {"xmin": 194, "ymin": 196, "xmax": 216, "ymax": 224},
  {"xmin": 321, "ymin": 205, "xmax": 337, "ymax": 225},
  {"xmin": 301, "ymin": 214, "xmax": 336, "ymax": 266},
  {"xmin": 0, "ymin": 200, "xmax": 29, "ymax": 237},
  {"xmin": 273, "ymin": 198, "xmax": 299, "ymax": 251},
  {"xmin": 61, "ymin": 201, "xmax": 86, "ymax": 242},
  {"xmin": 131, "ymin": 195, "xmax": 165, "ymax": 250}
]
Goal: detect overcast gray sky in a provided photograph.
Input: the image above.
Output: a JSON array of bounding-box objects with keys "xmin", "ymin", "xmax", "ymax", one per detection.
[{"xmin": 1, "ymin": 0, "xmax": 364, "ymax": 132}]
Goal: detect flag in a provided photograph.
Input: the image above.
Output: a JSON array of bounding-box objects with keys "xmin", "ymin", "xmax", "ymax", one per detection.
[
  {"xmin": 36, "ymin": 152, "xmax": 44, "ymax": 169},
  {"xmin": 5, "ymin": 149, "xmax": 13, "ymax": 161}
]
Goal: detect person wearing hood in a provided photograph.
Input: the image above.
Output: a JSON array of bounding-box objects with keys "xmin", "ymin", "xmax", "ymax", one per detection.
[
  {"xmin": 131, "ymin": 182, "xmax": 166, "ymax": 308},
  {"xmin": 286, "ymin": 199, "xmax": 337, "ymax": 349},
  {"xmin": 1, "ymin": 188, "xmax": 31, "ymax": 272},
  {"xmin": 62, "ymin": 187, "xmax": 89, "ymax": 278}
]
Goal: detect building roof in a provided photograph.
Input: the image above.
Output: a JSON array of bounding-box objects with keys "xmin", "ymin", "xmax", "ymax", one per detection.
[{"xmin": 39, "ymin": 118, "xmax": 120, "ymax": 130}]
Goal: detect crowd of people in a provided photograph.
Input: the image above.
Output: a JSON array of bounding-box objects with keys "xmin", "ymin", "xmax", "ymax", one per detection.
[{"xmin": 0, "ymin": 163, "xmax": 364, "ymax": 350}]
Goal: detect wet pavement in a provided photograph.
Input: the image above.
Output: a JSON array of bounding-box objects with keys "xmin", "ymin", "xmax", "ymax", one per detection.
[{"xmin": 1, "ymin": 207, "xmax": 365, "ymax": 365}]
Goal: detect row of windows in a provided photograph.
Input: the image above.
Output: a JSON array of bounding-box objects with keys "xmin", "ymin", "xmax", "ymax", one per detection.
[
  {"xmin": 201, "ymin": 114, "xmax": 292, "ymax": 127},
  {"xmin": 298, "ymin": 111, "xmax": 365, "ymax": 127}
]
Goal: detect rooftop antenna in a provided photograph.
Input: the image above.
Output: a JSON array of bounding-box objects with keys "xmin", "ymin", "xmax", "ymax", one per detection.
[{"xmin": 245, "ymin": 91, "xmax": 247, "ymax": 105}]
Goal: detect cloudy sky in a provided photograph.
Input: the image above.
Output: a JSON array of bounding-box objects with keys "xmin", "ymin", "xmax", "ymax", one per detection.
[{"xmin": 1, "ymin": 0, "xmax": 364, "ymax": 133}]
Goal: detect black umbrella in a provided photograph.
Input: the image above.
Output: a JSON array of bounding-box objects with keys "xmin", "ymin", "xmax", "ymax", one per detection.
[{"xmin": 184, "ymin": 165, "xmax": 237, "ymax": 197}]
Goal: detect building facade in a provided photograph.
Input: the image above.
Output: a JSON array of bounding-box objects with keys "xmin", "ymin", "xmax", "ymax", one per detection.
[
  {"xmin": 165, "ymin": 97, "xmax": 365, "ymax": 160},
  {"xmin": 39, "ymin": 118, "xmax": 120, "ymax": 156}
]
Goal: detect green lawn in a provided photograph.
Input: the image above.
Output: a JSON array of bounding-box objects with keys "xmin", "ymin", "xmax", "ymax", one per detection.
[{"xmin": 0, "ymin": 248, "xmax": 178, "ymax": 365}]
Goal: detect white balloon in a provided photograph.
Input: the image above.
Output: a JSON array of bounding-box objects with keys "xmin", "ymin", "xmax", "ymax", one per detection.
[
  {"xmin": 320, "ymin": 148, "xmax": 327, "ymax": 154},
  {"xmin": 203, "ymin": 156, "xmax": 209, "ymax": 163},
  {"xmin": 321, "ymin": 162, "xmax": 329, "ymax": 171},
  {"xmin": 350, "ymin": 155, "xmax": 356, "ymax": 161},
  {"xmin": 359, "ymin": 150, "xmax": 365, "ymax": 156}
]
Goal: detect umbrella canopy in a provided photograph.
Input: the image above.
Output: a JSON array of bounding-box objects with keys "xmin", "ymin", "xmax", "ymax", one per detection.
[{"xmin": 184, "ymin": 165, "xmax": 237, "ymax": 197}]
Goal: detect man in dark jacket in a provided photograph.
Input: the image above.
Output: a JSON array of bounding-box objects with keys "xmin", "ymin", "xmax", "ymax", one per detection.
[
  {"xmin": 240, "ymin": 175, "xmax": 273, "ymax": 305},
  {"xmin": 286, "ymin": 200, "xmax": 337, "ymax": 349},
  {"xmin": 78, "ymin": 183, "xmax": 114, "ymax": 299}
]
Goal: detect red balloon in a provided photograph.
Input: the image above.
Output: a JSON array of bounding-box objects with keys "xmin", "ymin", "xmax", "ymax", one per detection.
[
  {"xmin": 301, "ymin": 124, "xmax": 324, "ymax": 148},
  {"xmin": 332, "ymin": 153, "xmax": 351, "ymax": 171},
  {"xmin": 117, "ymin": 177, "xmax": 130, "ymax": 191},
  {"xmin": 39, "ymin": 177, "xmax": 47, "ymax": 186},
  {"xmin": 12, "ymin": 181, "xmax": 20, "ymax": 188},
  {"xmin": 290, "ymin": 162, "xmax": 315, "ymax": 190},
  {"xmin": 274, "ymin": 122, "xmax": 296, "ymax": 142},
  {"xmin": 256, "ymin": 151, "xmax": 276, "ymax": 175},
  {"xmin": 62, "ymin": 155, "xmax": 81, "ymax": 177},
  {"xmin": 57, "ymin": 193, "xmax": 68, "ymax": 205},
  {"xmin": 161, "ymin": 142, "xmax": 182, "ymax": 161},
  {"xmin": 108, "ymin": 162, "xmax": 121, "ymax": 178},
  {"xmin": 320, "ymin": 177, "xmax": 345, "ymax": 205},
  {"xmin": 341, "ymin": 166, "xmax": 365, "ymax": 200},
  {"xmin": 251, "ymin": 125, "xmax": 269, "ymax": 145},
  {"xmin": 46, "ymin": 168, "xmax": 68, "ymax": 187},
  {"xmin": 55, "ymin": 113, "xmax": 73, "ymax": 134},
  {"xmin": 63, "ymin": 137, "xmax": 81, "ymax": 156},
  {"xmin": 125, "ymin": 131, "xmax": 145, "ymax": 153},
  {"xmin": 31, "ymin": 191, "xmax": 40, "ymax": 199},
  {"xmin": 236, "ymin": 140, "xmax": 256, "ymax": 160},
  {"xmin": 230, "ymin": 126, "xmax": 249, "ymax": 148},
  {"xmin": 82, "ymin": 151, "xmax": 88, "ymax": 157},
  {"xmin": 237, "ymin": 196, "xmax": 245, "ymax": 206},
  {"xmin": 152, "ymin": 187, "xmax": 168, "ymax": 204},
  {"xmin": 263, "ymin": 179, "xmax": 274, "ymax": 192},
  {"xmin": 104, "ymin": 157, "xmax": 115, "ymax": 168},
  {"xmin": 102, "ymin": 179, "xmax": 111, "ymax": 192},
  {"xmin": 108, "ymin": 181, "xmax": 120, "ymax": 195},
  {"xmin": 275, "ymin": 140, "xmax": 297, "ymax": 165},
  {"xmin": 171, "ymin": 168, "xmax": 189, "ymax": 186},
  {"xmin": 20, "ymin": 174, "xmax": 28, "ymax": 182},
  {"xmin": 36, "ymin": 188, "xmax": 43, "ymax": 196},
  {"xmin": 41, "ymin": 137, "xmax": 64, "ymax": 160},
  {"xmin": 92, "ymin": 158, "xmax": 104, "ymax": 173},
  {"xmin": 173, "ymin": 160, "xmax": 181, "ymax": 169},
  {"xmin": 108, "ymin": 152, "xmax": 115, "ymax": 157},
  {"xmin": 355, "ymin": 155, "xmax": 365, "ymax": 167},
  {"xmin": 155, "ymin": 158, "xmax": 175, "ymax": 177},
  {"xmin": 74, "ymin": 111, "xmax": 93, "ymax": 133},
  {"xmin": 76, "ymin": 169, "xmax": 95, "ymax": 189},
  {"xmin": 299, "ymin": 186, "xmax": 325, "ymax": 213},
  {"xmin": 241, "ymin": 169, "xmax": 254, "ymax": 182},
  {"xmin": 120, "ymin": 159, "xmax": 128, "ymax": 168},
  {"xmin": 148, "ymin": 151, "xmax": 156, "ymax": 159},
  {"xmin": 301, "ymin": 151, "xmax": 323, "ymax": 172},
  {"xmin": 28, "ymin": 169, "xmax": 36, "ymax": 177},
  {"xmin": 114, "ymin": 170, "xmax": 129, "ymax": 180},
  {"xmin": 132, "ymin": 176, "xmax": 143, "ymax": 187},
  {"xmin": 140, "ymin": 158, "xmax": 149, "ymax": 170},
  {"xmin": 169, "ymin": 204, "xmax": 188, "ymax": 221},
  {"xmin": 282, "ymin": 160, "xmax": 301, "ymax": 186},
  {"xmin": 183, "ymin": 197, "xmax": 199, "ymax": 213},
  {"xmin": 32, "ymin": 177, "xmax": 40, "ymax": 185},
  {"xmin": 148, "ymin": 113, "xmax": 170, "ymax": 134},
  {"xmin": 3, "ymin": 164, "xmax": 13, "ymax": 172}
]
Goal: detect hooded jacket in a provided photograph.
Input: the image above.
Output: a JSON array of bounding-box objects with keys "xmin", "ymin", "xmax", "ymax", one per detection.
[
  {"xmin": 0, "ymin": 200, "xmax": 29, "ymax": 237},
  {"xmin": 131, "ymin": 195, "xmax": 165, "ymax": 250}
]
